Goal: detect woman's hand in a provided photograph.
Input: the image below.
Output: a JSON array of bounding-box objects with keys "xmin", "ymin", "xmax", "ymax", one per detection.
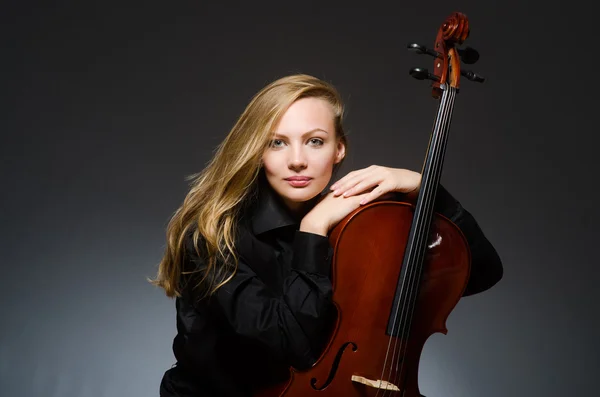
[
  {"xmin": 300, "ymin": 191, "xmax": 370, "ymax": 236},
  {"xmin": 329, "ymin": 166, "xmax": 422, "ymax": 205}
]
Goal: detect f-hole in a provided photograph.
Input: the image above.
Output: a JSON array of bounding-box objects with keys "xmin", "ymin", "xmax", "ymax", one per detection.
[{"xmin": 310, "ymin": 341, "xmax": 358, "ymax": 390}]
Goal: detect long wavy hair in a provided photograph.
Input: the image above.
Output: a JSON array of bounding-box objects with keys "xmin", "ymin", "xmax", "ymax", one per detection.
[{"xmin": 150, "ymin": 74, "xmax": 348, "ymax": 299}]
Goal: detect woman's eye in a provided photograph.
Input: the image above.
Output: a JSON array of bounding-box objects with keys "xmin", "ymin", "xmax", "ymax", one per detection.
[
  {"xmin": 270, "ymin": 139, "xmax": 285, "ymax": 148},
  {"xmin": 309, "ymin": 138, "xmax": 324, "ymax": 146}
]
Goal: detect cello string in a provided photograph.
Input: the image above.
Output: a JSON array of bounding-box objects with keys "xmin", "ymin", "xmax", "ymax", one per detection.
[
  {"xmin": 392, "ymin": 85, "xmax": 456, "ymax": 392},
  {"xmin": 373, "ymin": 103, "xmax": 448, "ymax": 393},
  {"xmin": 392, "ymin": 85, "xmax": 456, "ymax": 393},
  {"xmin": 386, "ymin": 85, "xmax": 452, "ymax": 395},
  {"xmin": 381, "ymin": 86, "xmax": 451, "ymax": 395},
  {"xmin": 387, "ymin": 85, "xmax": 456, "ymax": 395},
  {"xmin": 377, "ymin": 84, "xmax": 453, "ymax": 396}
]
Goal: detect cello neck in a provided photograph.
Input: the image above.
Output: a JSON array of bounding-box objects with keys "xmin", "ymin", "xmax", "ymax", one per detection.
[
  {"xmin": 417, "ymin": 83, "xmax": 458, "ymax": 222},
  {"xmin": 406, "ymin": 84, "xmax": 459, "ymax": 284},
  {"xmin": 386, "ymin": 83, "xmax": 458, "ymax": 337}
]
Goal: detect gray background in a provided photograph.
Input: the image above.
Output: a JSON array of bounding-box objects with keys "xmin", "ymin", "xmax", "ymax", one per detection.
[{"xmin": 2, "ymin": 1, "xmax": 598, "ymax": 396}]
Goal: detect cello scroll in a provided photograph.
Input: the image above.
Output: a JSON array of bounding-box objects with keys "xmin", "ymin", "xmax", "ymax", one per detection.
[{"xmin": 408, "ymin": 12, "xmax": 485, "ymax": 98}]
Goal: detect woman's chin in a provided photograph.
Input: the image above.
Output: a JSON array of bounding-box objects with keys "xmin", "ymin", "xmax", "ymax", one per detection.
[
  {"xmin": 278, "ymin": 187, "xmax": 321, "ymax": 208},
  {"xmin": 284, "ymin": 192, "xmax": 314, "ymax": 203}
]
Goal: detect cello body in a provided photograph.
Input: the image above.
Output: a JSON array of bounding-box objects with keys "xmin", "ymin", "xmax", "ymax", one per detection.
[{"xmin": 258, "ymin": 201, "xmax": 470, "ymax": 396}]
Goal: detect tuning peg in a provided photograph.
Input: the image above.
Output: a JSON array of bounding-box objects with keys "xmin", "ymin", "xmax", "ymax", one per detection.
[
  {"xmin": 457, "ymin": 46, "xmax": 479, "ymax": 64},
  {"xmin": 407, "ymin": 43, "xmax": 440, "ymax": 58},
  {"xmin": 409, "ymin": 67, "xmax": 440, "ymax": 82},
  {"xmin": 410, "ymin": 43, "xmax": 480, "ymax": 65},
  {"xmin": 461, "ymin": 69, "xmax": 485, "ymax": 83}
]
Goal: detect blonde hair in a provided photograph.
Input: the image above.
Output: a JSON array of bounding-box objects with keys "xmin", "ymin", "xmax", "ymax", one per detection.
[{"xmin": 150, "ymin": 74, "xmax": 347, "ymax": 298}]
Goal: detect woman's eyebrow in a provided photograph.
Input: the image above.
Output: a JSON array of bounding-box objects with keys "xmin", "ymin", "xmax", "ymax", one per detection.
[{"xmin": 273, "ymin": 128, "xmax": 330, "ymax": 138}]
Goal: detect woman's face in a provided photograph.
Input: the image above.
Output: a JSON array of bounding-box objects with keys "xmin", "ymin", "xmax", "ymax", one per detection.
[{"xmin": 262, "ymin": 97, "xmax": 345, "ymax": 212}]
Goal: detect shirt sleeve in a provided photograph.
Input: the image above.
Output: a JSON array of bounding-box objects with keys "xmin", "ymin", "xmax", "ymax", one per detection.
[
  {"xmin": 187, "ymin": 230, "xmax": 335, "ymax": 370},
  {"xmin": 433, "ymin": 184, "xmax": 504, "ymax": 296}
]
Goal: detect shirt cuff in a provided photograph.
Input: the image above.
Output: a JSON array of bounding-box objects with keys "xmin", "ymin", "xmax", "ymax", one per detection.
[{"xmin": 291, "ymin": 231, "xmax": 333, "ymax": 278}]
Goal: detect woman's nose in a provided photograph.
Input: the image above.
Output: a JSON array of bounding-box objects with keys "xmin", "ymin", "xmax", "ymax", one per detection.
[{"xmin": 288, "ymin": 147, "xmax": 307, "ymax": 171}]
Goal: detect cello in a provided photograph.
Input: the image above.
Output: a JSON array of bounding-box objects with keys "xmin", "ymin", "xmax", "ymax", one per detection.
[{"xmin": 258, "ymin": 11, "xmax": 485, "ymax": 396}]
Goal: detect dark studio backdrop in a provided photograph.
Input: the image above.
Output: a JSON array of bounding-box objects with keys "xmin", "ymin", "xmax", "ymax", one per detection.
[{"xmin": 2, "ymin": 1, "xmax": 598, "ymax": 396}]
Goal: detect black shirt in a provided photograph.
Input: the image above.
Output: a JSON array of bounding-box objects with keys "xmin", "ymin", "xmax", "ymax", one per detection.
[{"xmin": 159, "ymin": 181, "xmax": 503, "ymax": 397}]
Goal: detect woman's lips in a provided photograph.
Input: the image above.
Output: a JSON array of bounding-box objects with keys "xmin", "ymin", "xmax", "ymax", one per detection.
[{"xmin": 285, "ymin": 177, "xmax": 312, "ymax": 187}]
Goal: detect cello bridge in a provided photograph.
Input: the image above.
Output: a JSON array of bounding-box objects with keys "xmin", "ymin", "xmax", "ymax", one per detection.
[{"xmin": 351, "ymin": 375, "xmax": 400, "ymax": 391}]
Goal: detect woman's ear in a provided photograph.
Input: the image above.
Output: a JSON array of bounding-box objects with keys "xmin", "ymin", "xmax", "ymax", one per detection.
[{"xmin": 335, "ymin": 140, "xmax": 346, "ymax": 164}]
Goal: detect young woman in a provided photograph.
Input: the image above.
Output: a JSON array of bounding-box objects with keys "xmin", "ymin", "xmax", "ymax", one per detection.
[{"xmin": 152, "ymin": 74, "xmax": 503, "ymax": 397}]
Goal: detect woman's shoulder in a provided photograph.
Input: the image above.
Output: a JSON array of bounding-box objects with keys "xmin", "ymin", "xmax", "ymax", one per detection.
[
  {"xmin": 178, "ymin": 226, "xmax": 211, "ymax": 299},
  {"xmin": 180, "ymin": 225, "xmax": 207, "ymax": 271},
  {"xmin": 181, "ymin": 219, "xmax": 251, "ymax": 264}
]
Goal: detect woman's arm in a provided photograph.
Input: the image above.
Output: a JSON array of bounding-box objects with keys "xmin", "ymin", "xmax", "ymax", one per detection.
[
  {"xmin": 434, "ymin": 185, "xmax": 504, "ymax": 296},
  {"xmin": 184, "ymin": 230, "xmax": 335, "ymax": 370}
]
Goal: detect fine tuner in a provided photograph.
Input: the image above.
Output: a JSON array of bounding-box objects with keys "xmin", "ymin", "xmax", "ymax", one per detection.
[{"xmin": 408, "ymin": 43, "xmax": 485, "ymax": 84}]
